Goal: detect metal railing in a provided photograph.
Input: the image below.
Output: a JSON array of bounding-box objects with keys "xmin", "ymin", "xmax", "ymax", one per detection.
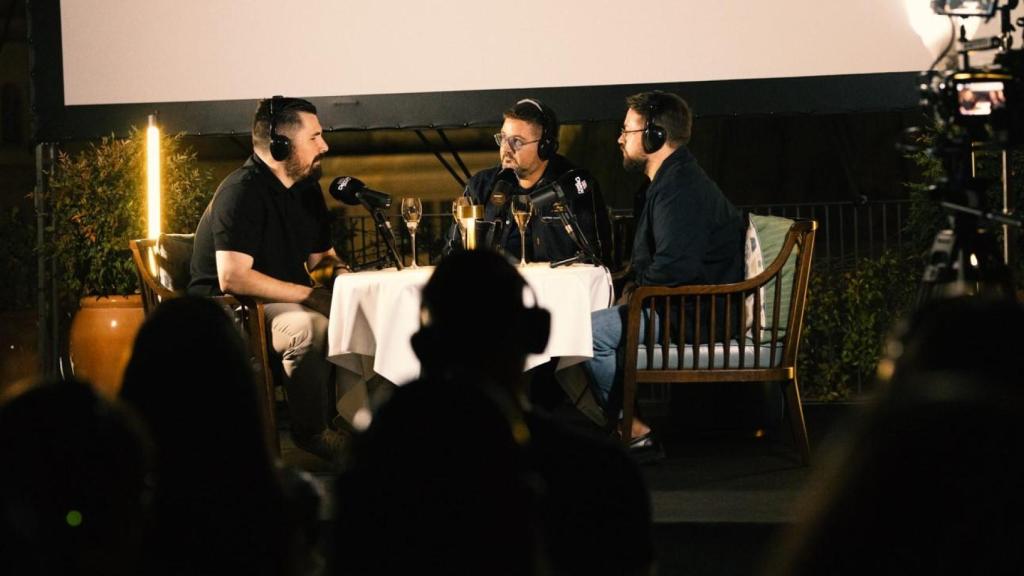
[
  {"xmin": 739, "ymin": 199, "xmax": 912, "ymax": 263},
  {"xmin": 335, "ymin": 199, "xmax": 915, "ymax": 269},
  {"xmin": 334, "ymin": 198, "xmax": 916, "ymax": 402}
]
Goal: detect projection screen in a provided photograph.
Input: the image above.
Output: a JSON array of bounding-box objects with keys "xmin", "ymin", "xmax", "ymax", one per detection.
[{"xmin": 28, "ymin": 0, "xmax": 973, "ymax": 140}]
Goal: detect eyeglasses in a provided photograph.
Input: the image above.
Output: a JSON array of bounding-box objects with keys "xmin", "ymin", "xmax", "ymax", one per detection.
[
  {"xmin": 620, "ymin": 128, "xmax": 644, "ymax": 137},
  {"xmin": 494, "ymin": 133, "xmax": 540, "ymax": 152}
]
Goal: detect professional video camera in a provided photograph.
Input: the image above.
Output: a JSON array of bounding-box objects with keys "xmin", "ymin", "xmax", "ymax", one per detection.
[
  {"xmin": 921, "ymin": 1, "xmax": 1024, "ymax": 147},
  {"xmin": 909, "ymin": 0, "xmax": 1024, "ymax": 303}
]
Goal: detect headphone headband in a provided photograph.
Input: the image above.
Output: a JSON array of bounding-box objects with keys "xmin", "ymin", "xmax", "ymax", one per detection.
[{"xmin": 514, "ymin": 98, "xmax": 558, "ymax": 160}]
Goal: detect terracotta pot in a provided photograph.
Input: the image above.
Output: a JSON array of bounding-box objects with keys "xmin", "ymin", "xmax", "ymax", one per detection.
[
  {"xmin": 69, "ymin": 295, "xmax": 144, "ymax": 398},
  {"xmin": 0, "ymin": 310, "xmax": 39, "ymax": 388}
]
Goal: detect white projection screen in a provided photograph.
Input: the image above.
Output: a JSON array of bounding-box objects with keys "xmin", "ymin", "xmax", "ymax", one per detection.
[{"xmin": 28, "ymin": 0, "xmax": 989, "ymax": 140}]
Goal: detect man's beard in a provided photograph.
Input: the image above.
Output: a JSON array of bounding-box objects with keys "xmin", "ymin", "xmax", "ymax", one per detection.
[
  {"xmin": 502, "ymin": 154, "xmax": 531, "ymax": 180},
  {"xmin": 622, "ymin": 152, "xmax": 646, "ymax": 174},
  {"xmin": 285, "ymin": 155, "xmax": 323, "ymax": 183}
]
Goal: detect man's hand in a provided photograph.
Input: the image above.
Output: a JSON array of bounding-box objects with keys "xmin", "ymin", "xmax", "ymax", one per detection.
[
  {"xmin": 307, "ymin": 256, "xmax": 351, "ymax": 288},
  {"xmin": 301, "ymin": 286, "xmax": 333, "ymax": 317}
]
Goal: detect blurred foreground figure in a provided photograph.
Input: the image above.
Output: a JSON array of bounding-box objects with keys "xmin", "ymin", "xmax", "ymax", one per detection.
[
  {"xmin": 764, "ymin": 297, "xmax": 1024, "ymax": 576},
  {"xmin": 334, "ymin": 251, "xmax": 653, "ymax": 576},
  {"xmin": 121, "ymin": 297, "xmax": 315, "ymax": 576},
  {"xmin": 0, "ymin": 377, "xmax": 150, "ymax": 576}
]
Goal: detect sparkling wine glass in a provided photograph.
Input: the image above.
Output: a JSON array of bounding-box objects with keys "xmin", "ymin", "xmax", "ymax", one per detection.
[
  {"xmin": 511, "ymin": 195, "xmax": 532, "ymax": 267},
  {"xmin": 452, "ymin": 196, "xmax": 471, "ymax": 248},
  {"xmin": 401, "ymin": 197, "xmax": 422, "ymax": 268}
]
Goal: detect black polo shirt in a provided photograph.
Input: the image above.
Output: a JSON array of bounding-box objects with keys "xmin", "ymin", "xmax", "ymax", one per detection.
[{"xmin": 188, "ymin": 155, "xmax": 330, "ymax": 297}]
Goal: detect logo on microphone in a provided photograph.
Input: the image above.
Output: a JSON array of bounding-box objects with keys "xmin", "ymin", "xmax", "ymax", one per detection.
[{"xmin": 574, "ymin": 176, "xmax": 587, "ymax": 195}]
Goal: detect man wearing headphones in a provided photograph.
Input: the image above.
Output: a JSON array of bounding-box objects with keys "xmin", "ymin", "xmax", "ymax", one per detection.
[
  {"xmin": 447, "ymin": 98, "xmax": 611, "ymax": 263},
  {"xmin": 584, "ymin": 91, "xmax": 745, "ymax": 455},
  {"xmin": 334, "ymin": 250, "xmax": 653, "ymax": 576},
  {"xmin": 189, "ymin": 96, "xmax": 350, "ymax": 461}
]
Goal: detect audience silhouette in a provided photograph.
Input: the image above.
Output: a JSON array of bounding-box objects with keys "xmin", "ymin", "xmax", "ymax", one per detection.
[
  {"xmin": 121, "ymin": 296, "xmax": 315, "ymax": 576},
  {"xmin": 0, "ymin": 377, "xmax": 150, "ymax": 576},
  {"xmin": 333, "ymin": 250, "xmax": 653, "ymax": 576},
  {"xmin": 764, "ymin": 296, "xmax": 1024, "ymax": 575}
]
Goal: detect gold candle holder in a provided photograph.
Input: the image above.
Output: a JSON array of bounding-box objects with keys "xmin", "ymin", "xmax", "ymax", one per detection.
[{"xmin": 457, "ymin": 204, "xmax": 485, "ymax": 249}]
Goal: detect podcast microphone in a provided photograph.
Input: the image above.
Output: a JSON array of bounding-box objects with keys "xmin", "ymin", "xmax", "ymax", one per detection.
[
  {"xmin": 528, "ymin": 169, "xmax": 592, "ymax": 210},
  {"xmin": 489, "ymin": 168, "xmax": 518, "ymax": 210},
  {"xmin": 327, "ymin": 176, "xmax": 403, "ymax": 270},
  {"xmin": 528, "ymin": 169, "xmax": 603, "ymax": 267},
  {"xmin": 328, "ymin": 176, "xmax": 392, "ymax": 210}
]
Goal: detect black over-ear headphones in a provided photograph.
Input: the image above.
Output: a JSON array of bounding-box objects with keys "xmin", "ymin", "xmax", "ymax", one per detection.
[
  {"xmin": 268, "ymin": 95, "xmax": 292, "ymax": 162},
  {"xmin": 516, "ymin": 98, "xmax": 558, "ymax": 161},
  {"xmin": 411, "ymin": 283, "xmax": 551, "ymax": 363},
  {"xmin": 642, "ymin": 98, "xmax": 667, "ymax": 154}
]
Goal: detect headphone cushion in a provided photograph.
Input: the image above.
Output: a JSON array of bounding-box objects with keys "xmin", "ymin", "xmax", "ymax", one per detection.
[
  {"xmin": 642, "ymin": 125, "xmax": 666, "ymax": 154},
  {"xmin": 537, "ymin": 137, "xmax": 559, "ymax": 161},
  {"xmin": 412, "ymin": 307, "xmax": 550, "ymax": 361},
  {"xmin": 269, "ymin": 135, "xmax": 290, "ymax": 161}
]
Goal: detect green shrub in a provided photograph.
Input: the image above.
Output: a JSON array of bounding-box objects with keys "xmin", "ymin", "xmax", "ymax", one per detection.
[
  {"xmin": 798, "ymin": 250, "xmax": 919, "ymax": 400},
  {"xmin": 47, "ymin": 130, "xmax": 212, "ymax": 309}
]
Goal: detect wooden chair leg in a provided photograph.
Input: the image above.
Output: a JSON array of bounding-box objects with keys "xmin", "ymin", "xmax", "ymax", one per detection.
[
  {"xmin": 783, "ymin": 375, "xmax": 810, "ymax": 466},
  {"xmin": 245, "ymin": 305, "xmax": 280, "ymax": 457}
]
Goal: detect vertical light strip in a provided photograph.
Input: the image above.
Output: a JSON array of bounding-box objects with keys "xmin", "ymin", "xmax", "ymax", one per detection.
[{"xmin": 146, "ymin": 114, "xmax": 161, "ymax": 239}]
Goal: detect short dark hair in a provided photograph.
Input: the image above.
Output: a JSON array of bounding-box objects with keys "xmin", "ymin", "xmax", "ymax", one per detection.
[
  {"xmin": 625, "ymin": 91, "xmax": 692, "ymax": 146},
  {"xmin": 503, "ymin": 98, "xmax": 559, "ymax": 140},
  {"xmin": 252, "ymin": 97, "xmax": 318, "ymax": 148}
]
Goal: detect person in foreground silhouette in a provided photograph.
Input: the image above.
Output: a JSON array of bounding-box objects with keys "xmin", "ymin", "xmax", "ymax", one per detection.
[
  {"xmin": 121, "ymin": 296, "xmax": 316, "ymax": 576},
  {"xmin": 763, "ymin": 296, "xmax": 1024, "ymax": 576},
  {"xmin": 0, "ymin": 377, "xmax": 150, "ymax": 576},
  {"xmin": 333, "ymin": 250, "xmax": 653, "ymax": 576}
]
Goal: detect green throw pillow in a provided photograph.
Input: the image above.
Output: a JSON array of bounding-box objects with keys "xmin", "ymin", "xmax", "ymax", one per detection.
[{"xmin": 749, "ymin": 214, "xmax": 797, "ymax": 338}]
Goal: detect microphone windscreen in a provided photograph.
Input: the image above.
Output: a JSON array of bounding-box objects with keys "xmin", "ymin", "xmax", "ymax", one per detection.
[
  {"xmin": 529, "ymin": 182, "xmax": 562, "ymax": 209},
  {"xmin": 328, "ymin": 176, "xmax": 365, "ymax": 205},
  {"xmin": 490, "ymin": 169, "xmax": 518, "ymax": 209}
]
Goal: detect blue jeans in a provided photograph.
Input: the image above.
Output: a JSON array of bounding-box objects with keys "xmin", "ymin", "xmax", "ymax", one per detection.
[{"xmin": 584, "ymin": 305, "xmax": 653, "ymax": 405}]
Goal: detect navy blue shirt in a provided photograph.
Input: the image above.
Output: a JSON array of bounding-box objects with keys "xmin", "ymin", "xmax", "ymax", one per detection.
[
  {"xmin": 188, "ymin": 155, "xmax": 330, "ymax": 296},
  {"xmin": 631, "ymin": 145, "xmax": 744, "ymax": 287},
  {"xmin": 446, "ymin": 154, "xmax": 611, "ymax": 263}
]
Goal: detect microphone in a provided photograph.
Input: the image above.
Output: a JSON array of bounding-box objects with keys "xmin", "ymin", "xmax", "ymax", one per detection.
[
  {"xmin": 529, "ymin": 169, "xmax": 604, "ymax": 267},
  {"xmin": 529, "ymin": 169, "xmax": 592, "ymax": 210},
  {"xmin": 328, "ymin": 176, "xmax": 392, "ymax": 210},
  {"xmin": 327, "ymin": 176, "xmax": 403, "ymax": 270},
  {"xmin": 489, "ymin": 168, "xmax": 518, "ymax": 210}
]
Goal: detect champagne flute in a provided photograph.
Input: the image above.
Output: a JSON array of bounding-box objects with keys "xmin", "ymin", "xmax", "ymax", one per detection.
[
  {"xmin": 452, "ymin": 196, "xmax": 471, "ymax": 248},
  {"xmin": 511, "ymin": 195, "xmax": 532, "ymax": 267},
  {"xmin": 401, "ymin": 197, "xmax": 422, "ymax": 268}
]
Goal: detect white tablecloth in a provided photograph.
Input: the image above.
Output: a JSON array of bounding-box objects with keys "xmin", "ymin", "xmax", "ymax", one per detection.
[{"xmin": 326, "ymin": 263, "xmax": 612, "ymax": 386}]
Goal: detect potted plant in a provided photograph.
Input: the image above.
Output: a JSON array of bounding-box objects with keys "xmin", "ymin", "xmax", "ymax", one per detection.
[{"xmin": 48, "ymin": 129, "xmax": 212, "ymax": 396}]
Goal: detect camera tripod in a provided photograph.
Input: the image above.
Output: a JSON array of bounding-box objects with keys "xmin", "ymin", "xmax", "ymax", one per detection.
[{"xmin": 917, "ymin": 199, "xmax": 1020, "ymax": 305}]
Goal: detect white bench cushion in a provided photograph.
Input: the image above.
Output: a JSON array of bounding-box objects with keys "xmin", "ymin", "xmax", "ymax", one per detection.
[{"xmin": 636, "ymin": 341, "xmax": 784, "ymax": 370}]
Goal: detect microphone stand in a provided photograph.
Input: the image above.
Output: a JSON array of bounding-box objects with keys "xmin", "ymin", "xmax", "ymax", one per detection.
[
  {"xmin": 369, "ymin": 206, "xmax": 404, "ymax": 271},
  {"xmin": 549, "ymin": 209, "xmax": 602, "ymax": 268}
]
